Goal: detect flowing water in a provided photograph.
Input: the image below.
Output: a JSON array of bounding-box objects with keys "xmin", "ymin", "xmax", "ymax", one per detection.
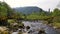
[{"xmin": 12, "ymin": 21, "xmax": 60, "ymax": 34}]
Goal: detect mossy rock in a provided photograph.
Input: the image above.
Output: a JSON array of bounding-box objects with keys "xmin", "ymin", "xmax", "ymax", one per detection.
[{"xmin": 18, "ymin": 32, "xmax": 22, "ymax": 34}]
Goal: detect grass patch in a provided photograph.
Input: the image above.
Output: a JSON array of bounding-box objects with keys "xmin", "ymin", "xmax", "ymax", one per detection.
[{"xmin": 53, "ymin": 22, "xmax": 60, "ymax": 28}]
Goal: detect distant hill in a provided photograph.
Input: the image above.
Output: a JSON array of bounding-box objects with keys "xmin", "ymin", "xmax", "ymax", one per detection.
[{"xmin": 13, "ymin": 6, "xmax": 45, "ymax": 15}]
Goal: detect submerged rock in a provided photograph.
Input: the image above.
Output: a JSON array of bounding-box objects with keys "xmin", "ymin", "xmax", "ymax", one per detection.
[{"xmin": 38, "ymin": 29, "xmax": 46, "ymax": 34}]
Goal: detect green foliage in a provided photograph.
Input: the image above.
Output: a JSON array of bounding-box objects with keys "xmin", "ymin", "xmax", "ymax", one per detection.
[
  {"xmin": 26, "ymin": 11, "xmax": 48, "ymax": 20},
  {"xmin": 53, "ymin": 16, "xmax": 60, "ymax": 23},
  {"xmin": 47, "ymin": 8, "xmax": 60, "ymax": 28},
  {"xmin": 13, "ymin": 12, "xmax": 24, "ymax": 19},
  {"xmin": 52, "ymin": 8, "xmax": 60, "ymax": 16},
  {"xmin": 52, "ymin": 8, "xmax": 60, "ymax": 23},
  {"xmin": 0, "ymin": 2, "xmax": 7, "ymax": 20}
]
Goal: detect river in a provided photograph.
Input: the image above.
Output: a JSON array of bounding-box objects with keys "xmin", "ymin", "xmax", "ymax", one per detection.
[{"xmin": 12, "ymin": 21, "xmax": 60, "ymax": 34}]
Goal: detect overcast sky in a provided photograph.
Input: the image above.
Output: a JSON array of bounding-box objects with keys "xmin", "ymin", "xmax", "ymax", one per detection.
[{"xmin": 0, "ymin": 0, "xmax": 60, "ymax": 11}]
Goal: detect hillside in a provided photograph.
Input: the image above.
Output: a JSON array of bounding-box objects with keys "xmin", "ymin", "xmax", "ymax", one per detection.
[{"xmin": 13, "ymin": 6, "xmax": 45, "ymax": 15}]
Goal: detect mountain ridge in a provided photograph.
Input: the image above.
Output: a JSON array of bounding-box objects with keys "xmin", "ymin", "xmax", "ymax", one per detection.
[{"xmin": 13, "ymin": 6, "xmax": 46, "ymax": 15}]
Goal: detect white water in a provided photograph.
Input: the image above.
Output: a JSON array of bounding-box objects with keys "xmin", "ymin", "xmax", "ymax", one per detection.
[
  {"xmin": 12, "ymin": 21, "xmax": 60, "ymax": 34},
  {"xmin": 12, "ymin": 32, "xmax": 18, "ymax": 34}
]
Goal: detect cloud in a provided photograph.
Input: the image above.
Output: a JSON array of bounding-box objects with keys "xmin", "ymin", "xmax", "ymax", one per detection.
[
  {"xmin": 57, "ymin": 2, "xmax": 60, "ymax": 8},
  {"xmin": 0, "ymin": 0, "xmax": 60, "ymax": 11}
]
